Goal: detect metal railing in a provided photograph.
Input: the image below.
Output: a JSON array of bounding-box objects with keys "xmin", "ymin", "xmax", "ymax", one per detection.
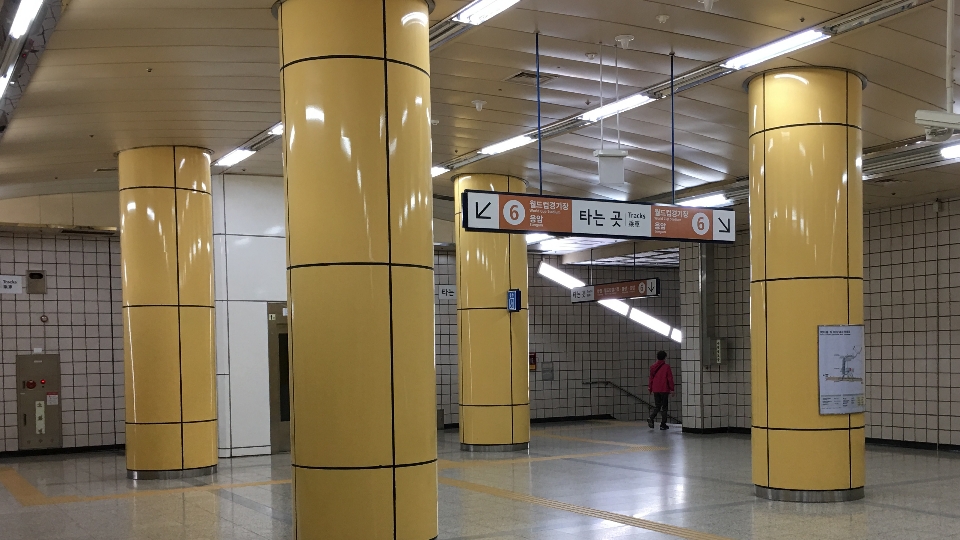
[{"xmin": 584, "ymin": 380, "xmax": 682, "ymax": 425}]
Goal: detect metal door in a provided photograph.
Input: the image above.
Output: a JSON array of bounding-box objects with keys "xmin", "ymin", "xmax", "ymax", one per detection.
[
  {"xmin": 17, "ymin": 354, "xmax": 62, "ymax": 450},
  {"xmin": 268, "ymin": 303, "xmax": 291, "ymax": 454}
]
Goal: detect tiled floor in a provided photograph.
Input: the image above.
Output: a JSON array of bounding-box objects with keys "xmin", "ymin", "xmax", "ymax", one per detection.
[{"xmin": 2, "ymin": 420, "xmax": 960, "ymax": 539}]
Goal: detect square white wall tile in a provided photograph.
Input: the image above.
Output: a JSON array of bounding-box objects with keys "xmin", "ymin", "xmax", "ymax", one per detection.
[
  {"xmin": 225, "ymin": 236, "xmax": 287, "ymax": 302},
  {"xmin": 213, "ymin": 235, "xmax": 228, "ymax": 302},
  {"xmin": 212, "ymin": 174, "xmax": 226, "ymax": 235},
  {"xmin": 223, "ymin": 175, "xmax": 286, "ymax": 237}
]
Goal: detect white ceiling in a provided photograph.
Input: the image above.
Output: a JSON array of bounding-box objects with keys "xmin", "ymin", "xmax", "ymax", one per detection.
[{"xmin": 0, "ymin": 0, "xmax": 957, "ymax": 211}]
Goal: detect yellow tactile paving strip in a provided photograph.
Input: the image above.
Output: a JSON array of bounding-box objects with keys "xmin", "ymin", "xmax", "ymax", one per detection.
[
  {"xmin": 438, "ymin": 476, "xmax": 734, "ymax": 540},
  {"xmin": 439, "ymin": 445, "xmax": 665, "ymax": 470},
  {"xmin": 533, "ymin": 432, "xmax": 662, "ymax": 448},
  {"xmin": 0, "ymin": 467, "xmax": 81, "ymax": 506},
  {"xmin": 0, "ymin": 467, "xmax": 287, "ymax": 507},
  {"xmin": 0, "ymin": 435, "xmax": 723, "ymax": 540}
]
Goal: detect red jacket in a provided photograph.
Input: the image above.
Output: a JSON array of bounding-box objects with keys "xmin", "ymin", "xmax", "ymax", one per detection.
[{"xmin": 648, "ymin": 360, "xmax": 675, "ymax": 393}]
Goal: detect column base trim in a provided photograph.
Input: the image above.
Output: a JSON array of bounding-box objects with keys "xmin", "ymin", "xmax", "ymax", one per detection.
[
  {"xmin": 755, "ymin": 486, "xmax": 864, "ymax": 503},
  {"xmin": 128, "ymin": 465, "xmax": 217, "ymax": 480},
  {"xmin": 460, "ymin": 443, "xmax": 529, "ymax": 453}
]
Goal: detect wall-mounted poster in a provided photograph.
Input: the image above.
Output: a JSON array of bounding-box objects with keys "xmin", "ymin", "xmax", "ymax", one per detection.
[{"xmin": 818, "ymin": 325, "xmax": 866, "ymax": 415}]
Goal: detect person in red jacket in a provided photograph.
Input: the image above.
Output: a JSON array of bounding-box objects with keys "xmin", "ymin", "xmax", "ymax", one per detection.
[{"xmin": 648, "ymin": 350, "xmax": 675, "ymax": 430}]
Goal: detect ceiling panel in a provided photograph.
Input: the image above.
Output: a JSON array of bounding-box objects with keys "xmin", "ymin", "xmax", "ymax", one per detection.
[{"xmin": 0, "ymin": 0, "xmax": 955, "ymax": 214}]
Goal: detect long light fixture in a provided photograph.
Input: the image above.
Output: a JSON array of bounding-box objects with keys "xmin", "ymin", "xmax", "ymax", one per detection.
[
  {"xmin": 629, "ymin": 308, "xmax": 672, "ymax": 337},
  {"xmin": 452, "ymin": 0, "xmax": 521, "ymax": 25},
  {"xmin": 721, "ymin": 29, "xmax": 829, "ymax": 70},
  {"xmin": 538, "ymin": 261, "xmax": 586, "ymax": 289},
  {"xmin": 526, "ymin": 233, "xmax": 553, "ymax": 244},
  {"xmin": 942, "ymin": 144, "xmax": 960, "ymax": 160},
  {"xmin": 677, "ymin": 194, "xmax": 732, "ymax": 208},
  {"xmin": 581, "ymin": 94, "xmax": 657, "ymax": 123},
  {"xmin": 215, "ymin": 149, "xmax": 256, "ymax": 167},
  {"xmin": 269, "ymin": 123, "xmax": 284, "ymax": 136},
  {"xmin": 537, "ymin": 262, "xmax": 683, "ymax": 343},
  {"xmin": 479, "ymin": 134, "xmax": 535, "ymax": 155},
  {"xmin": 598, "ymin": 299, "xmax": 631, "ymax": 316},
  {"xmin": 431, "ymin": 166, "xmax": 450, "ymax": 177},
  {"xmin": 9, "ymin": 0, "xmax": 43, "ymax": 39}
]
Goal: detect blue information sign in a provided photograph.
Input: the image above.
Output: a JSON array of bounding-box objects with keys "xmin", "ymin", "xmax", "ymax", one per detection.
[{"xmin": 507, "ymin": 289, "xmax": 521, "ymax": 312}]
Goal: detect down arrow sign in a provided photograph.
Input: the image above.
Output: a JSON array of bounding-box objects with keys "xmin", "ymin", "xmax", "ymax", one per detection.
[{"xmin": 719, "ymin": 217, "xmax": 731, "ymax": 234}]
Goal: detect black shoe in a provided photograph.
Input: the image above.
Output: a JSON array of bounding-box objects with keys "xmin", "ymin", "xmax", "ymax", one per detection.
[
  {"xmin": 647, "ymin": 419, "xmax": 654, "ymax": 429},
  {"xmin": 659, "ymin": 424, "xmax": 669, "ymax": 430}
]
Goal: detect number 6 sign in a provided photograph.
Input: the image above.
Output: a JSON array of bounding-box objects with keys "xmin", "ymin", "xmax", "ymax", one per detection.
[
  {"xmin": 693, "ymin": 212, "xmax": 710, "ymax": 236},
  {"xmin": 503, "ymin": 200, "xmax": 525, "ymax": 226}
]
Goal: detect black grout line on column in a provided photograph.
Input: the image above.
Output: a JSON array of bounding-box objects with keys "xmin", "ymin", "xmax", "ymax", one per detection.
[
  {"xmin": 380, "ymin": 3, "xmax": 398, "ymax": 538},
  {"xmin": 172, "ymin": 146, "xmax": 185, "ymax": 471}
]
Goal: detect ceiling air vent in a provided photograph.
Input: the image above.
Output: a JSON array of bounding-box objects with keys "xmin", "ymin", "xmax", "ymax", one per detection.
[{"xmin": 504, "ymin": 70, "xmax": 557, "ymax": 86}]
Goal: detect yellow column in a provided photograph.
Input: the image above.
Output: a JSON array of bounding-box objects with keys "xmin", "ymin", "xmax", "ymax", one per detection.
[
  {"xmin": 118, "ymin": 146, "xmax": 217, "ymax": 480},
  {"xmin": 453, "ymin": 174, "xmax": 530, "ymax": 452},
  {"xmin": 748, "ymin": 67, "xmax": 865, "ymax": 501},
  {"xmin": 278, "ymin": 1, "xmax": 437, "ymax": 538}
]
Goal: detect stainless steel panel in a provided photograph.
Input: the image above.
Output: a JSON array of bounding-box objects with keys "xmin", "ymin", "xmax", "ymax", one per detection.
[{"xmin": 16, "ymin": 354, "xmax": 62, "ymax": 450}]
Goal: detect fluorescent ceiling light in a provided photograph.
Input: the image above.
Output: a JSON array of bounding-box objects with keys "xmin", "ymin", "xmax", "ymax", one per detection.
[
  {"xmin": 677, "ymin": 194, "xmax": 732, "ymax": 207},
  {"xmin": 269, "ymin": 123, "xmax": 284, "ymax": 136},
  {"xmin": 479, "ymin": 135, "xmax": 535, "ymax": 155},
  {"xmin": 599, "ymin": 299, "xmax": 631, "ymax": 316},
  {"xmin": 215, "ymin": 149, "xmax": 256, "ymax": 167},
  {"xmin": 526, "ymin": 233, "xmax": 553, "ymax": 244},
  {"xmin": 431, "ymin": 166, "xmax": 450, "ymax": 177},
  {"xmin": 452, "ymin": 0, "xmax": 521, "ymax": 25},
  {"xmin": 941, "ymin": 144, "xmax": 960, "ymax": 160},
  {"xmin": 628, "ymin": 308, "xmax": 672, "ymax": 337},
  {"xmin": 9, "ymin": 0, "xmax": 43, "ymax": 39},
  {"xmin": 538, "ymin": 261, "xmax": 684, "ymax": 341},
  {"xmin": 537, "ymin": 262, "xmax": 585, "ymax": 289},
  {"xmin": 581, "ymin": 93, "xmax": 657, "ymax": 123},
  {"xmin": 670, "ymin": 328, "xmax": 683, "ymax": 343},
  {"xmin": 721, "ymin": 29, "xmax": 829, "ymax": 70}
]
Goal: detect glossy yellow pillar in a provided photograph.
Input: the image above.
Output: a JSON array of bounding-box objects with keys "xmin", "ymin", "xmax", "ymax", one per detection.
[
  {"xmin": 453, "ymin": 174, "xmax": 530, "ymax": 452},
  {"xmin": 748, "ymin": 67, "xmax": 865, "ymax": 502},
  {"xmin": 118, "ymin": 146, "xmax": 217, "ymax": 480},
  {"xmin": 278, "ymin": 0, "xmax": 437, "ymax": 538}
]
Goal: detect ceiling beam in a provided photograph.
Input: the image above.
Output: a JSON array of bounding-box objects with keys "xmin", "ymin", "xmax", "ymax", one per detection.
[{"xmin": 561, "ymin": 239, "xmax": 679, "ymax": 265}]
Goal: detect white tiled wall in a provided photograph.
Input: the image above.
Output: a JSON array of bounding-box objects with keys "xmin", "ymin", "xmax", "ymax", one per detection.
[
  {"xmin": 436, "ymin": 252, "xmax": 683, "ymax": 426},
  {"xmin": 680, "ymin": 236, "xmax": 751, "ymax": 432},
  {"xmin": 681, "ymin": 197, "xmax": 960, "ymax": 446},
  {"xmin": 0, "ymin": 232, "xmax": 123, "ymax": 452},
  {"xmin": 213, "ymin": 174, "xmax": 286, "ymax": 457},
  {"xmin": 863, "ymin": 200, "xmax": 957, "ymax": 445}
]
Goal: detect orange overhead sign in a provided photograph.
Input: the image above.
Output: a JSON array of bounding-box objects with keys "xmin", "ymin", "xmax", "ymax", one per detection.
[
  {"xmin": 572, "ymin": 279, "xmax": 661, "ymax": 304},
  {"xmin": 461, "ymin": 190, "xmax": 735, "ymax": 243}
]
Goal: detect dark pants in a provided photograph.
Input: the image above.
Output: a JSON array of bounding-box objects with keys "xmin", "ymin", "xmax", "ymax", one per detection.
[{"xmin": 650, "ymin": 393, "xmax": 669, "ymax": 426}]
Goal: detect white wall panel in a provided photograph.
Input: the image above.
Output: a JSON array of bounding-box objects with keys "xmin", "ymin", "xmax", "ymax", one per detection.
[
  {"xmin": 216, "ymin": 374, "xmax": 231, "ymax": 453},
  {"xmin": 214, "ymin": 235, "xmax": 228, "ymax": 302},
  {"xmin": 215, "ymin": 300, "xmax": 229, "ymax": 375},
  {"xmin": 223, "ymin": 175, "xmax": 285, "ymax": 237},
  {"xmin": 213, "ymin": 174, "xmax": 226, "ymax": 235},
  {"xmin": 225, "ymin": 236, "xmax": 287, "ymax": 302},
  {"xmin": 226, "ymin": 301, "xmax": 272, "ymax": 452}
]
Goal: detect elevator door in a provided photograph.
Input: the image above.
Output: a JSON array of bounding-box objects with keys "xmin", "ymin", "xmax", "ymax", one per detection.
[{"xmin": 268, "ymin": 303, "xmax": 290, "ymax": 454}]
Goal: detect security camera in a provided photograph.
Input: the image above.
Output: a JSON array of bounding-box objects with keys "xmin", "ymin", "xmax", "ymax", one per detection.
[{"xmin": 916, "ymin": 110, "xmax": 958, "ymax": 141}]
